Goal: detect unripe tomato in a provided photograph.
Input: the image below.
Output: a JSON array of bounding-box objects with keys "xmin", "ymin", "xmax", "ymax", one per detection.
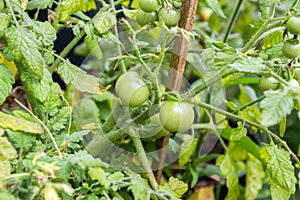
[
  {"xmin": 115, "ymin": 72, "xmax": 150, "ymax": 107},
  {"xmin": 294, "ymin": 68, "xmax": 300, "ymax": 81},
  {"xmin": 139, "ymin": 0, "xmax": 158, "ymax": 13},
  {"xmin": 159, "ymin": 101, "xmax": 194, "ymax": 133},
  {"xmin": 136, "ymin": 9, "xmax": 157, "ymax": 26},
  {"xmin": 282, "ymin": 39, "xmax": 300, "ymax": 59},
  {"xmin": 258, "ymin": 76, "xmax": 279, "ymax": 91},
  {"xmin": 159, "ymin": 7, "xmax": 180, "ymax": 27},
  {"xmin": 286, "ymin": 16, "xmax": 300, "ymax": 35}
]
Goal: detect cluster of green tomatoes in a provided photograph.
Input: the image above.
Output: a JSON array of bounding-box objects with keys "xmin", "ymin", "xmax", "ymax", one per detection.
[
  {"xmin": 259, "ymin": 16, "xmax": 300, "ymax": 92},
  {"xmin": 115, "ymin": 72, "xmax": 195, "ymax": 139},
  {"xmin": 282, "ymin": 16, "xmax": 300, "ymax": 59},
  {"xmin": 136, "ymin": 0, "xmax": 181, "ymax": 27}
]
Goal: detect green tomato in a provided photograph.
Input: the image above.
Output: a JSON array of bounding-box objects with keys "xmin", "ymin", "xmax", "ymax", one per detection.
[
  {"xmin": 136, "ymin": 9, "xmax": 157, "ymax": 26},
  {"xmin": 282, "ymin": 39, "xmax": 300, "ymax": 59},
  {"xmin": 115, "ymin": 72, "xmax": 150, "ymax": 107},
  {"xmin": 294, "ymin": 68, "xmax": 300, "ymax": 81},
  {"xmin": 159, "ymin": 7, "xmax": 181, "ymax": 27},
  {"xmin": 139, "ymin": 0, "xmax": 158, "ymax": 13},
  {"xmin": 286, "ymin": 16, "xmax": 300, "ymax": 35},
  {"xmin": 159, "ymin": 101, "xmax": 195, "ymax": 133},
  {"xmin": 258, "ymin": 76, "xmax": 279, "ymax": 91}
]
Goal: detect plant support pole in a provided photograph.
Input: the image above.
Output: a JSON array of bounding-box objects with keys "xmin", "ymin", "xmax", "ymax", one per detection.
[{"xmin": 156, "ymin": 0, "xmax": 199, "ymax": 184}]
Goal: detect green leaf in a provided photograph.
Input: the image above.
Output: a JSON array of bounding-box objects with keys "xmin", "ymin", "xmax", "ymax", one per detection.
[
  {"xmin": 5, "ymin": 27, "xmax": 45, "ymax": 78},
  {"xmin": 260, "ymin": 144, "xmax": 296, "ymax": 199},
  {"xmin": 129, "ymin": 174, "xmax": 151, "ymax": 200},
  {"xmin": 20, "ymin": 68, "xmax": 51, "ymax": 103},
  {"xmin": 0, "ymin": 64, "xmax": 14, "ymax": 105},
  {"xmin": 279, "ymin": 117, "xmax": 286, "ymax": 137},
  {"xmin": 179, "ymin": 134, "xmax": 197, "ymax": 166},
  {"xmin": 6, "ymin": 129, "xmax": 36, "ymax": 150},
  {"xmin": 229, "ymin": 57, "xmax": 267, "ymax": 73},
  {"xmin": 58, "ymin": 60, "xmax": 81, "ymax": 84},
  {"xmin": 93, "ymin": 8, "xmax": 116, "ymax": 34},
  {"xmin": 0, "ymin": 13, "xmax": 11, "ymax": 37},
  {"xmin": 230, "ymin": 122, "xmax": 247, "ymax": 141},
  {"xmin": 168, "ymin": 177, "xmax": 188, "ymax": 198},
  {"xmin": 58, "ymin": 0, "xmax": 83, "ymax": 22},
  {"xmin": 245, "ymin": 154, "xmax": 265, "ymax": 200},
  {"xmin": 0, "ymin": 111, "xmax": 43, "ymax": 134},
  {"xmin": 49, "ymin": 106, "xmax": 69, "ymax": 132},
  {"xmin": 262, "ymin": 30, "xmax": 283, "ymax": 50},
  {"xmin": 269, "ymin": 180, "xmax": 291, "ymax": 200},
  {"xmin": 33, "ymin": 21, "xmax": 57, "ymax": 47},
  {"xmin": 205, "ymin": 0, "xmax": 226, "ymax": 19},
  {"xmin": 0, "ymin": 190, "xmax": 17, "ymax": 200},
  {"xmin": 216, "ymin": 153, "xmax": 240, "ymax": 200},
  {"xmin": 88, "ymin": 167, "xmax": 108, "ymax": 187},
  {"xmin": 258, "ymin": 0, "xmax": 278, "ymax": 19},
  {"xmin": 26, "ymin": 0, "xmax": 53, "ymax": 10},
  {"xmin": 0, "ymin": 137, "xmax": 17, "ymax": 160},
  {"xmin": 12, "ymin": 110, "xmax": 38, "ymax": 123},
  {"xmin": 41, "ymin": 83, "xmax": 63, "ymax": 116},
  {"xmin": 260, "ymin": 90, "xmax": 294, "ymax": 127}
]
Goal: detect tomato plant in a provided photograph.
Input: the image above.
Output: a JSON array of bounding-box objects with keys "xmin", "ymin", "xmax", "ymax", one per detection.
[
  {"xmin": 159, "ymin": 101, "xmax": 195, "ymax": 133},
  {"xmin": 1, "ymin": 0, "xmax": 300, "ymax": 200},
  {"xmin": 115, "ymin": 72, "xmax": 150, "ymax": 107}
]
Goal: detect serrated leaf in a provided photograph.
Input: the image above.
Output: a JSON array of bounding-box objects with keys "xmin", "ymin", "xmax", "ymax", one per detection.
[
  {"xmin": 129, "ymin": 174, "xmax": 150, "ymax": 200},
  {"xmin": 205, "ymin": 0, "xmax": 226, "ymax": 19},
  {"xmin": 0, "ymin": 13, "xmax": 11, "ymax": 37},
  {"xmin": 34, "ymin": 21, "xmax": 57, "ymax": 47},
  {"xmin": 93, "ymin": 8, "xmax": 116, "ymax": 34},
  {"xmin": 0, "ymin": 137, "xmax": 17, "ymax": 160},
  {"xmin": 258, "ymin": 0, "xmax": 278, "ymax": 19},
  {"xmin": 179, "ymin": 135, "xmax": 197, "ymax": 166},
  {"xmin": 58, "ymin": 60, "xmax": 81, "ymax": 84},
  {"xmin": 230, "ymin": 122, "xmax": 247, "ymax": 141},
  {"xmin": 0, "ymin": 64, "xmax": 14, "ymax": 105},
  {"xmin": 41, "ymin": 83, "xmax": 63, "ymax": 116},
  {"xmin": 12, "ymin": 110, "xmax": 38, "ymax": 123},
  {"xmin": 107, "ymin": 171, "xmax": 124, "ymax": 181},
  {"xmin": 5, "ymin": 27, "xmax": 45, "ymax": 78},
  {"xmin": 269, "ymin": 180, "xmax": 291, "ymax": 200},
  {"xmin": 245, "ymin": 154, "xmax": 265, "ymax": 200},
  {"xmin": 6, "ymin": 129, "xmax": 36, "ymax": 150},
  {"xmin": 49, "ymin": 106, "xmax": 69, "ymax": 132},
  {"xmin": 168, "ymin": 177, "xmax": 188, "ymax": 198},
  {"xmin": 26, "ymin": 0, "xmax": 53, "ymax": 10},
  {"xmin": 0, "ymin": 111, "xmax": 42, "ymax": 134},
  {"xmin": 260, "ymin": 90, "xmax": 294, "ymax": 127},
  {"xmin": 229, "ymin": 57, "xmax": 267, "ymax": 73},
  {"xmin": 260, "ymin": 144, "xmax": 296, "ymax": 197},
  {"xmin": 262, "ymin": 30, "xmax": 283, "ymax": 50}
]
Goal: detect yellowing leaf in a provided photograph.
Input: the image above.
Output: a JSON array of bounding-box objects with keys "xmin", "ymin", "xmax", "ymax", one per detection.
[
  {"xmin": 197, "ymin": 186, "xmax": 215, "ymax": 200},
  {"xmin": 0, "ymin": 64, "xmax": 14, "ymax": 105},
  {"xmin": 245, "ymin": 154, "xmax": 265, "ymax": 200},
  {"xmin": 179, "ymin": 134, "xmax": 197, "ymax": 166},
  {"xmin": 230, "ymin": 122, "xmax": 247, "ymax": 141},
  {"xmin": 0, "ymin": 112, "xmax": 43, "ymax": 134},
  {"xmin": 168, "ymin": 177, "xmax": 188, "ymax": 198}
]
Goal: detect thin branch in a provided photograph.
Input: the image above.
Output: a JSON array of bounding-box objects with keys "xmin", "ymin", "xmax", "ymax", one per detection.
[{"xmin": 14, "ymin": 99, "xmax": 63, "ymax": 159}]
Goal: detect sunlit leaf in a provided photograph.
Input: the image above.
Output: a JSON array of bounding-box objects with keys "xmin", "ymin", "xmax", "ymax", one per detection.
[
  {"xmin": 205, "ymin": 0, "xmax": 226, "ymax": 19},
  {"xmin": 230, "ymin": 122, "xmax": 247, "ymax": 141},
  {"xmin": 168, "ymin": 177, "xmax": 188, "ymax": 198},
  {"xmin": 0, "ymin": 112, "xmax": 42, "ymax": 134},
  {"xmin": 93, "ymin": 8, "xmax": 116, "ymax": 34},
  {"xmin": 262, "ymin": 29, "xmax": 283, "ymax": 50},
  {"xmin": 229, "ymin": 57, "xmax": 267, "ymax": 73},
  {"xmin": 260, "ymin": 90, "xmax": 294, "ymax": 127}
]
